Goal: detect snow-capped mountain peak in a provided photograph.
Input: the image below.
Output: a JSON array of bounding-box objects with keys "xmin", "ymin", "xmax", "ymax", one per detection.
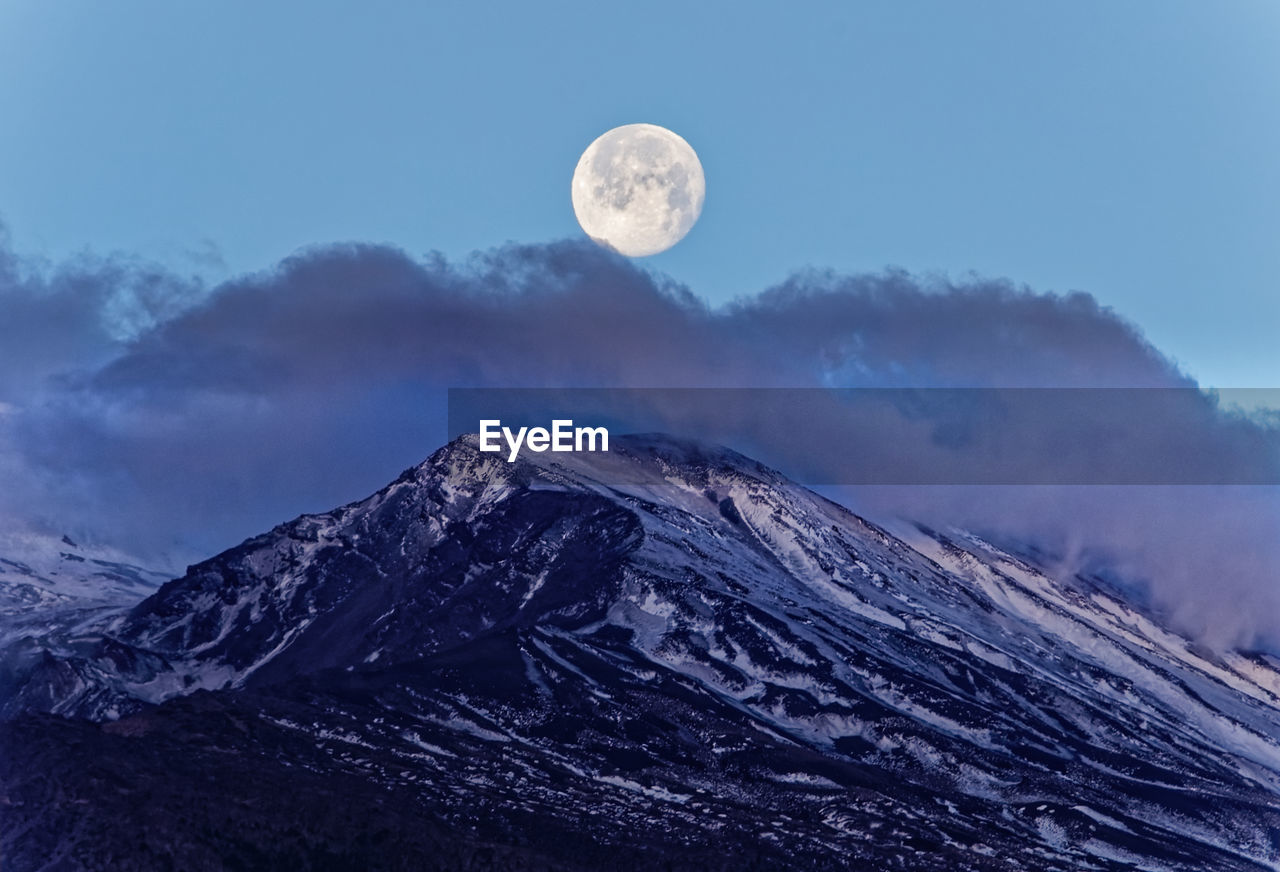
[{"xmin": 5, "ymin": 435, "xmax": 1279, "ymax": 870}]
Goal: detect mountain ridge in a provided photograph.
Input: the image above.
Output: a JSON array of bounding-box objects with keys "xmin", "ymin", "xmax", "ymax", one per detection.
[{"xmin": 3, "ymin": 434, "xmax": 1280, "ymax": 870}]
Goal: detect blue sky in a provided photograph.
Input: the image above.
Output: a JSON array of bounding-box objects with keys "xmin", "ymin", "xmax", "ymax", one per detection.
[{"xmin": 0, "ymin": 0, "xmax": 1277, "ymax": 388}]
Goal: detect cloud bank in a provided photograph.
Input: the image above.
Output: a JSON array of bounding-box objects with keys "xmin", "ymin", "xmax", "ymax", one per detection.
[{"xmin": 1, "ymin": 228, "xmax": 1276, "ymax": 649}]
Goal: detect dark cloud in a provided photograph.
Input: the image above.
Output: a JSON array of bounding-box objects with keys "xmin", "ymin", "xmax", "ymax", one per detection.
[
  {"xmin": 736, "ymin": 269, "xmax": 1191, "ymax": 390},
  {"xmin": 1, "ymin": 232, "xmax": 1277, "ymax": 649},
  {"xmin": 0, "ymin": 224, "xmax": 202, "ymax": 402}
]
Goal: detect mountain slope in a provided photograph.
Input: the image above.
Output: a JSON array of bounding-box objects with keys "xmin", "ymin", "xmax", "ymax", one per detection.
[
  {"xmin": 0, "ymin": 532, "xmax": 168, "ymax": 721},
  {"xmin": 4, "ymin": 435, "xmax": 1280, "ymax": 870},
  {"xmin": 0, "ymin": 531, "xmax": 166, "ymax": 622}
]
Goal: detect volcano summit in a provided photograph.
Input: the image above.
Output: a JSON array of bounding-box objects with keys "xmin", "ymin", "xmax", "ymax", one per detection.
[{"xmin": 3, "ymin": 435, "xmax": 1279, "ymax": 870}]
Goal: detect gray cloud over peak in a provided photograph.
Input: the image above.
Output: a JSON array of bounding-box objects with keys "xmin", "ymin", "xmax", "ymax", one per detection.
[
  {"xmin": 93, "ymin": 241, "xmax": 1184, "ymax": 397},
  {"xmin": 742, "ymin": 269, "xmax": 1190, "ymax": 390},
  {"xmin": 1, "ymin": 233, "xmax": 1276, "ymax": 650}
]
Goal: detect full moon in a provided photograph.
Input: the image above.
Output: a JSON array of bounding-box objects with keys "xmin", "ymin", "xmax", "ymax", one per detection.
[{"xmin": 571, "ymin": 123, "xmax": 705, "ymax": 257}]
